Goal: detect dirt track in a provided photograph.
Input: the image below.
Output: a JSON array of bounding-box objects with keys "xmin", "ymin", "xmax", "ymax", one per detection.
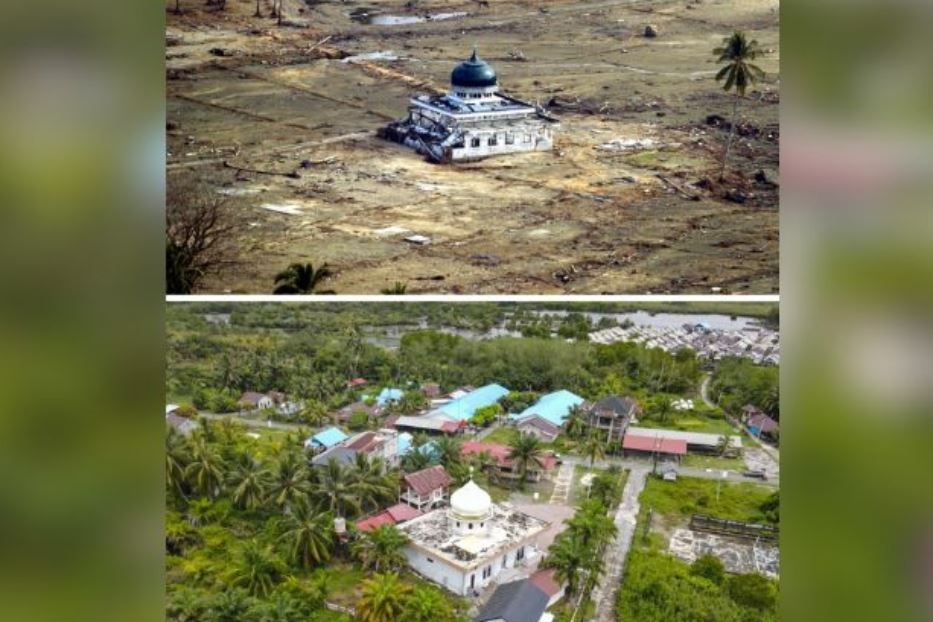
[{"xmin": 166, "ymin": 0, "xmax": 779, "ymax": 294}]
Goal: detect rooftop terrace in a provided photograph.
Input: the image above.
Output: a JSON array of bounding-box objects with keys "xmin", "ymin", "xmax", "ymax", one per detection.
[{"xmin": 399, "ymin": 503, "xmax": 548, "ymax": 570}]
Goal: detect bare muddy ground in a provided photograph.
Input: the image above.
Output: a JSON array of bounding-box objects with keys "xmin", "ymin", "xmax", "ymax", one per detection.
[{"xmin": 166, "ymin": 0, "xmax": 779, "ymax": 294}]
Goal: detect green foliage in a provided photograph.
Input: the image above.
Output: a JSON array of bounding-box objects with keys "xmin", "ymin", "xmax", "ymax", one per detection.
[
  {"xmin": 470, "ymin": 403, "xmax": 502, "ymax": 427},
  {"xmin": 352, "ymin": 524, "xmax": 409, "ymax": 572},
  {"xmin": 347, "ymin": 410, "xmax": 370, "ymax": 431},
  {"xmin": 710, "ymin": 357, "xmax": 779, "ymax": 419},
  {"xmin": 357, "ymin": 573, "xmax": 412, "ymax": 622},
  {"xmin": 639, "ymin": 476, "xmax": 777, "ymax": 525},
  {"xmin": 618, "ymin": 548, "xmax": 774, "ymax": 622},
  {"xmin": 690, "ymin": 554, "xmax": 726, "ymax": 586},
  {"xmin": 544, "ymin": 499, "xmax": 618, "ymax": 597},
  {"xmin": 726, "ymin": 573, "xmax": 777, "ymax": 611},
  {"xmin": 498, "ymin": 390, "xmax": 541, "ymax": 413}
]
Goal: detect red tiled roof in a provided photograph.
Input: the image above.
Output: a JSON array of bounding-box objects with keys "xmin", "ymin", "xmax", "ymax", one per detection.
[
  {"xmin": 530, "ymin": 568, "xmax": 563, "ymax": 597},
  {"xmin": 622, "ymin": 434, "xmax": 687, "ymax": 456},
  {"xmin": 403, "ymin": 465, "xmax": 452, "ymax": 497},
  {"xmin": 441, "ymin": 420, "xmax": 461, "ymax": 434},
  {"xmin": 355, "ymin": 512, "xmax": 396, "ymax": 532},
  {"xmin": 386, "ymin": 503, "xmax": 422, "ymax": 522},
  {"xmin": 347, "ymin": 378, "xmax": 368, "ymax": 388},
  {"xmin": 461, "ymin": 441, "xmax": 558, "ymax": 470},
  {"xmin": 345, "ymin": 431, "xmax": 381, "ymax": 452}
]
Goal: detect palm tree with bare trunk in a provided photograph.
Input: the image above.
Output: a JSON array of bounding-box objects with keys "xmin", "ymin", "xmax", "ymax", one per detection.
[{"xmin": 713, "ymin": 31, "xmax": 765, "ymax": 180}]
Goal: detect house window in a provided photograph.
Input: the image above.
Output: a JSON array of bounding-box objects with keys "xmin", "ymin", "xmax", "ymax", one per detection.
[
  {"xmin": 505, "ymin": 133, "xmax": 514, "ymax": 145},
  {"xmin": 456, "ymin": 521, "xmax": 461, "ymax": 528},
  {"xmin": 470, "ymin": 574, "xmax": 475, "ymax": 589},
  {"xmin": 488, "ymin": 136, "xmax": 497, "ymax": 147},
  {"xmin": 471, "ymin": 137, "xmax": 481, "ymax": 148},
  {"xmin": 502, "ymin": 554, "xmax": 508, "ymax": 568},
  {"xmin": 468, "ymin": 523, "xmax": 473, "ymax": 530},
  {"xmin": 482, "ymin": 566, "xmax": 492, "ymax": 579},
  {"xmin": 516, "ymin": 546, "xmax": 525, "ymax": 561}
]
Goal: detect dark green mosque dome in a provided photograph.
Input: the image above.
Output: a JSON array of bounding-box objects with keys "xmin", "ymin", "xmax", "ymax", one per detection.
[{"xmin": 450, "ymin": 50, "xmax": 497, "ymax": 88}]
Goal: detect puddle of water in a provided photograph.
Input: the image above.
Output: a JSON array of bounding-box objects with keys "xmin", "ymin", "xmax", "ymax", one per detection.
[
  {"xmin": 348, "ymin": 7, "xmax": 467, "ymax": 26},
  {"xmin": 341, "ymin": 50, "xmax": 400, "ymax": 63},
  {"xmin": 260, "ymin": 202, "xmax": 303, "ymax": 216}
]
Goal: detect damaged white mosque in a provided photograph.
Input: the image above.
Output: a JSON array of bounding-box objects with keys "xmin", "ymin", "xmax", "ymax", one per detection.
[{"xmin": 381, "ymin": 49, "xmax": 558, "ymax": 163}]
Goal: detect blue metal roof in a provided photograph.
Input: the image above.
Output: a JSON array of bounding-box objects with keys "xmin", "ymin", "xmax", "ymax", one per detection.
[
  {"xmin": 512, "ymin": 390, "xmax": 584, "ymax": 427},
  {"xmin": 376, "ymin": 387, "xmax": 404, "ymax": 407},
  {"xmin": 438, "ymin": 383, "xmax": 509, "ymax": 421},
  {"xmin": 307, "ymin": 426, "xmax": 349, "ymax": 449}
]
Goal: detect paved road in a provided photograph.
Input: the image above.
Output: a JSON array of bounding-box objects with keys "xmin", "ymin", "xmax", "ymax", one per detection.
[{"xmin": 589, "ymin": 467, "xmax": 649, "ymax": 622}]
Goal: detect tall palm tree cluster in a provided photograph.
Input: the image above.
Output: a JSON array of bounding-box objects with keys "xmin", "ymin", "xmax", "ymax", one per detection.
[
  {"xmin": 356, "ymin": 572, "xmax": 459, "ymax": 622},
  {"xmin": 166, "ymin": 419, "xmax": 420, "ymax": 619},
  {"xmin": 543, "ymin": 499, "xmax": 619, "ymax": 604}
]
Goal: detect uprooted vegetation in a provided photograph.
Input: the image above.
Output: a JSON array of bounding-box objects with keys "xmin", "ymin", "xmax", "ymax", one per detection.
[{"xmin": 165, "ymin": 0, "xmax": 779, "ymax": 294}]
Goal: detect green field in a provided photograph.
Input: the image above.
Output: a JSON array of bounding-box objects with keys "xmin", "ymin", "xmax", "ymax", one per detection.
[{"xmin": 638, "ymin": 475, "xmax": 775, "ymax": 525}]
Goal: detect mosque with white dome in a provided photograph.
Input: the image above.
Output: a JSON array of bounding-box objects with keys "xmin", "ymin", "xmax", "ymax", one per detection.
[
  {"xmin": 397, "ymin": 476, "xmax": 550, "ymax": 596},
  {"xmin": 381, "ymin": 49, "xmax": 558, "ymax": 163}
]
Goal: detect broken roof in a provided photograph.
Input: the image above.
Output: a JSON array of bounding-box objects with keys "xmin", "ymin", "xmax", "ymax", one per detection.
[
  {"xmin": 461, "ymin": 441, "xmax": 558, "ymax": 471},
  {"xmin": 400, "ymin": 503, "xmax": 548, "ymax": 571}
]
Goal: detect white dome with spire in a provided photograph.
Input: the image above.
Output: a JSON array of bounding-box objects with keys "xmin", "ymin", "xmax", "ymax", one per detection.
[{"xmin": 450, "ymin": 479, "xmax": 492, "ymax": 520}]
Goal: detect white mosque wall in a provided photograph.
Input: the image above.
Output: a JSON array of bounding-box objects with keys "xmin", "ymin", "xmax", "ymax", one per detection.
[
  {"xmin": 404, "ymin": 546, "xmax": 469, "ymax": 595},
  {"xmin": 451, "ymin": 127, "xmax": 553, "ymax": 161}
]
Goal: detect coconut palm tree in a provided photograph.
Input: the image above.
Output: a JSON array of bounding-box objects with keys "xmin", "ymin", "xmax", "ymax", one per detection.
[
  {"xmin": 166, "ymin": 427, "xmax": 191, "ymax": 499},
  {"xmin": 226, "ymin": 539, "xmax": 285, "ymax": 597},
  {"xmin": 185, "ymin": 437, "xmax": 225, "ymax": 499},
  {"xmin": 185, "ymin": 497, "xmax": 216, "ymax": 527},
  {"xmin": 250, "ymin": 591, "xmax": 304, "ymax": 622},
  {"xmin": 580, "ymin": 432, "xmax": 606, "ymax": 468},
  {"xmin": 401, "ymin": 446, "xmax": 431, "ymax": 473},
  {"xmin": 507, "ymin": 432, "xmax": 544, "ymax": 487},
  {"xmin": 568, "ymin": 500, "xmax": 618, "ymax": 552},
  {"xmin": 269, "ymin": 451, "xmax": 312, "ymax": 514},
  {"xmin": 564, "ymin": 405, "xmax": 587, "ymax": 440},
  {"xmin": 405, "ymin": 584, "xmax": 456, "ymax": 622},
  {"xmin": 350, "ymin": 453, "xmax": 394, "ymax": 513},
  {"xmin": 433, "ymin": 435, "xmax": 463, "ymax": 469},
  {"xmin": 312, "ymin": 457, "xmax": 362, "ymax": 517},
  {"xmin": 544, "ymin": 535, "xmax": 586, "ymax": 595},
  {"xmin": 208, "ymin": 588, "xmax": 251, "ymax": 622},
  {"xmin": 281, "ymin": 502, "xmax": 334, "ymax": 568},
  {"xmin": 227, "ymin": 453, "xmax": 272, "ymax": 510},
  {"xmin": 357, "ymin": 573, "xmax": 412, "ymax": 622},
  {"xmin": 273, "ymin": 262, "xmax": 334, "ymax": 294},
  {"xmin": 713, "ymin": 31, "xmax": 766, "ymax": 179},
  {"xmin": 352, "ymin": 524, "xmax": 409, "ymax": 572}
]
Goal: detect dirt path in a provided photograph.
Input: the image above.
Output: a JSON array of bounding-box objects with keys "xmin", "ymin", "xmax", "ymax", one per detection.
[
  {"xmin": 590, "ymin": 466, "xmax": 649, "ymax": 622},
  {"xmin": 549, "ymin": 461, "xmax": 575, "ymax": 504}
]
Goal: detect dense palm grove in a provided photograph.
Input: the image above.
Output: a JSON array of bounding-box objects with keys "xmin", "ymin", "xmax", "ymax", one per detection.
[
  {"xmin": 166, "ymin": 413, "xmax": 567, "ymax": 621},
  {"xmin": 166, "ymin": 417, "xmax": 476, "ymax": 622}
]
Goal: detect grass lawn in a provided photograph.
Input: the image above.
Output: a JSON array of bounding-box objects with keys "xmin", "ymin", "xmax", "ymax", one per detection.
[
  {"xmin": 481, "ymin": 426, "xmax": 519, "ymax": 445},
  {"xmin": 682, "ymin": 454, "xmax": 746, "ymax": 471},
  {"xmin": 638, "ymin": 475, "xmax": 775, "ymax": 525},
  {"xmin": 636, "ymin": 414, "xmax": 738, "ymax": 436}
]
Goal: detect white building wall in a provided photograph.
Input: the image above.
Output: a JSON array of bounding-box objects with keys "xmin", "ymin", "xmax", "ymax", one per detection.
[{"xmin": 404, "ymin": 542, "xmax": 530, "ymax": 596}]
